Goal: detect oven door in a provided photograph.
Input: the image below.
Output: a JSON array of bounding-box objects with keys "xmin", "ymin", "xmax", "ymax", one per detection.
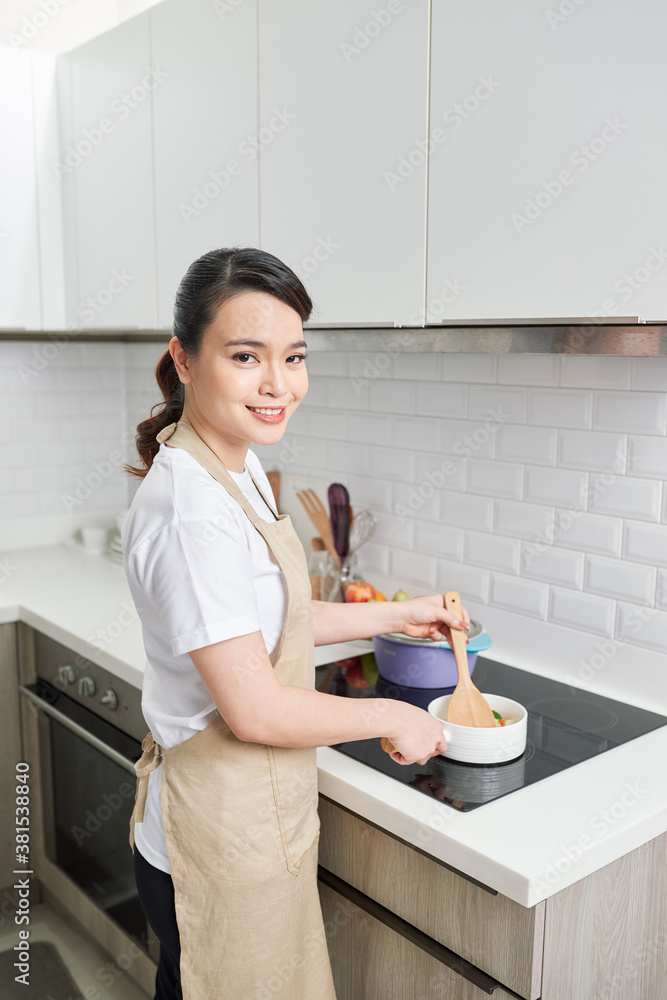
[{"xmin": 20, "ymin": 680, "xmax": 158, "ymax": 960}]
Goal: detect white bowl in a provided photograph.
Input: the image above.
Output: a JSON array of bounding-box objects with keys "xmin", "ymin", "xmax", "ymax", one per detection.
[{"xmin": 428, "ymin": 693, "xmax": 528, "ymax": 764}]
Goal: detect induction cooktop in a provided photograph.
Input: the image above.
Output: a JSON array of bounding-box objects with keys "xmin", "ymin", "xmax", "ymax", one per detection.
[{"xmin": 316, "ymin": 654, "xmax": 667, "ymax": 812}]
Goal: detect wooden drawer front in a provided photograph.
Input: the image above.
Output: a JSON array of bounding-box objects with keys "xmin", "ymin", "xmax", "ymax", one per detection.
[
  {"xmin": 319, "ymin": 878, "xmax": 517, "ymax": 1000},
  {"xmin": 318, "ymin": 797, "xmax": 543, "ymax": 1000}
]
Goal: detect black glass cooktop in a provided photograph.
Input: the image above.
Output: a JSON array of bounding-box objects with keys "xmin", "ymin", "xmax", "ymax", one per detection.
[{"xmin": 316, "ymin": 654, "xmax": 667, "ymax": 812}]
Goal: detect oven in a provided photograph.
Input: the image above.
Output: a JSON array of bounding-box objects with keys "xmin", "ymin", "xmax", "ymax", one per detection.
[{"xmin": 18, "ymin": 628, "xmax": 159, "ymax": 969}]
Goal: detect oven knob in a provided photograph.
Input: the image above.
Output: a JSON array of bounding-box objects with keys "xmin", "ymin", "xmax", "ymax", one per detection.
[
  {"xmin": 58, "ymin": 664, "xmax": 78, "ymax": 686},
  {"xmin": 78, "ymin": 676, "xmax": 96, "ymax": 697},
  {"xmin": 100, "ymin": 688, "xmax": 119, "ymax": 710}
]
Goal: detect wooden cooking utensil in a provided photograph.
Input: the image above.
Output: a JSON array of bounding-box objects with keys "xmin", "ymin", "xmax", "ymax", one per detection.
[
  {"xmin": 444, "ymin": 591, "xmax": 496, "ymax": 728},
  {"xmin": 296, "ymin": 489, "xmax": 340, "ymax": 567},
  {"xmin": 380, "ymin": 591, "xmax": 495, "ymax": 757}
]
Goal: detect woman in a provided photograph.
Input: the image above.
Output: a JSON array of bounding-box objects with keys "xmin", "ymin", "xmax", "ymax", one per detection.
[{"xmin": 122, "ymin": 247, "xmax": 470, "ymax": 1000}]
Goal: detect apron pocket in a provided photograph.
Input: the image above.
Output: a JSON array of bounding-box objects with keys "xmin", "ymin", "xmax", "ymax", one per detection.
[{"xmin": 266, "ymin": 745, "xmax": 320, "ymax": 874}]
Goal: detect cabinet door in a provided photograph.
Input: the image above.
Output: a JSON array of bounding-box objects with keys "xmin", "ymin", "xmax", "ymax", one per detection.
[
  {"xmin": 427, "ymin": 0, "xmax": 667, "ymax": 321},
  {"xmin": 0, "ymin": 48, "xmax": 41, "ymax": 330},
  {"xmin": 150, "ymin": 0, "xmax": 259, "ymax": 328},
  {"xmin": 319, "ymin": 877, "xmax": 516, "ymax": 1000},
  {"xmin": 65, "ymin": 13, "xmax": 157, "ymax": 328},
  {"xmin": 259, "ymin": 0, "xmax": 430, "ymax": 326}
]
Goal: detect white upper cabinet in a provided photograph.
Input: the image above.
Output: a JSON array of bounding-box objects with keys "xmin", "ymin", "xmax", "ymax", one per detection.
[
  {"xmin": 258, "ymin": 0, "xmax": 430, "ymax": 326},
  {"xmin": 150, "ymin": 0, "xmax": 259, "ymax": 329},
  {"xmin": 0, "ymin": 48, "xmax": 41, "ymax": 330},
  {"xmin": 63, "ymin": 13, "xmax": 157, "ymax": 328},
  {"xmin": 427, "ymin": 0, "xmax": 667, "ymax": 322}
]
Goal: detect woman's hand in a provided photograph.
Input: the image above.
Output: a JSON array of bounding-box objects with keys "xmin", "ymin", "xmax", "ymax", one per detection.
[
  {"xmin": 383, "ymin": 702, "xmax": 448, "ymax": 766},
  {"xmin": 396, "ymin": 594, "xmax": 471, "ymax": 646}
]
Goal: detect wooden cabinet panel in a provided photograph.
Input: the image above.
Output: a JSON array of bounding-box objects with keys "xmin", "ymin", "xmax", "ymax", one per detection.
[
  {"xmin": 319, "ymin": 796, "xmax": 543, "ymax": 999},
  {"xmin": 259, "ymin": 0, "xmax": 430, "ymax": 326},
  {"xmin": 542, "ymin": 831, "xmax": 667, "ymax": 1000},
  {"xmin": 319, "ymin": 879, "xmax": 516, "ymax": 1000}
]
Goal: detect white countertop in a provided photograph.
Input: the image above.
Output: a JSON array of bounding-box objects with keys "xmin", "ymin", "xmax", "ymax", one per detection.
[{"xmin": 4, "ymin": 543, "xmax": 666, "ymax": 908}]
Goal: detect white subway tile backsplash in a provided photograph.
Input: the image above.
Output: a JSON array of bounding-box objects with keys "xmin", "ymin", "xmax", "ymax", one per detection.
[
  {"xmin": 356, "ymin": 539, "xmax": 390, "ymax": 576},
  {"xmin": 34, "ymin": 392, "xmax": 82, "ymax": 418},
  {"xmin": 16, "ymin": 465, "xmax": 62, "ymax": 492},
  {"xmin": 392, "ymin": 415, "xmax": 440, "ymax": 451},
  {"xmin": 494, "ymin": 498, "xmax": 554, "ymax": 541},
  {"xmin": 525, "ymin": 466, "xmax": 588, "ymax": 507},
  {"xmin": 496, "ymin": 355, "xmax": 560, "ymax": 386},
  {"xmin": 344, "ymin": 473, "xmax": 392, "ymax": 512},
  {"xmin": 466, "ymin": 459, "xmax": 523, "ymax": 499},
  {"xmin": 489, "ymin": 573, "xmax": 548, "ymax": 619},
  {"xmin": 12, "ymin": 416, "xmax": 61, "ymax": 443},
  {"xmin": 414, "ymin": 520, "xmax": 462, "ymax": 561},
  {"xmin": 496, "ymin": 425, "xmax": 557, "ymax": 465},
  {"xmin": 559, "ymin": 356, "xmax": 631, "ymax": 390},
  {"xmin": 415, "ymin": 453, "xmax": 465, "ymax": 492},
  {"xmin": 464, "ymin": 530, "xmax": 520, "ymax": 573},
  {"xmin": 80, "ymin": 343, "xmax": 124, "ymax": 367},
  {"xmin": 469, "ymin": 385, "xmax": 526, "ymax": 424},
  {"xmin": 328, "ymin": 378, "xmax": 371, "ymax": 410},
  {"xmin": 441, "ymin": 418, "xmax": 496, "ymax": 458},
  {"xmin": 616, "ymin": 602, "xmax": 667, "ymax": 653},
  {"xmin": 593, "ymin": 390, "xmax": 667, "ymax": 435},
  {"xmin": 527, "ymin": 388, "xmax": 592, "ymax": 429},
  {"xmin": 348, "ymin": 352, "xmax": 392, "ymax": 379},
  {"xmin": 557, "ymin": 430, "xmax": 626, "ymax": 473},
  {"xmin": 304, "ymin": 407, "xmax": 344, "ymax": 438},
  {"xmin": 0, "ymin": 491, "xmax": 41, "ymax": 518},
  {"xmin": 392, "ymin": 353, "xmax": 443, "ymax": 381},
  {"xmin": 304, "ymin": 351, "xmax": 347, "ymax": 377},
  {"xmin": 553, "ymin": 510, "xmax": 623, "ymax": 557},
  {"xmin": 373, "ymin": 510, "xmax": 414, "ymax": 548},
  {"xmin": 630, "ymin": 357, "xmax": 667, "ymax": 391},
  {"xmin": 549, "ymin": 587, "xmax": 615, "ymax": 637},
  {"xmin": 521, "ymin": 545, "xmax": 584, "ymax": 588},
  {"xmin": 441, "ymin": 491, "xmax": 493, "ymax": 531},
  {"xmin": 305, "ymin": 376, "xmax": 328, "ymax": 407},
  {"xmin": 623, "ymin": 520, "xmax": 667, "ymax": 566},
  {"xmin": 588, "ymin": 474, "xmax": 662, "ymax": 522},
  {"xmin": 437, "ymin": 558, "xmax": 489, "ymax": 603},
  {"xmin": 370, "ymin": 446, "xmax": 415, "ymax": 483},
  {"xmin": 393, "ymin": 480, "xmax": 439, "ymax": 524},
  {"xmin": 370, "ymin": 379, "xmax": 415, "ymax": 415},
  {"xmin": 585, "ymin": 554, "xmax": 656, "ymax": 605},
  {"xmin": 627, "ymin": 435, "xmax": 667, "ymax": 480},
  {"xmin": 83, "ymin": 393, "xmax": 123, "ymax": 417},
  {"xmin": 56, "ymin": 368, "xmax": 107, "ymax": 392},
  {"xmin": 441, "ymin": 354, "xmax": 496, "ymax": 383},
  {"xmin": 391, "ymin": 547, "xmax": 437, "ymax": 589},
  {"xmin": 416, "ymin": 382, "xmax": 467, "ymax": 418},
  {"xmin": 657, "ymin": 569, "xmax": 667, "ymax": 610}
]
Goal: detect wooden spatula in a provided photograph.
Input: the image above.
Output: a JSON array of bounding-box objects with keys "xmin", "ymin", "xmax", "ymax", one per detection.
[{"xmin": 444, "ymin": 591, "xmax": 496, "ymax": 728}]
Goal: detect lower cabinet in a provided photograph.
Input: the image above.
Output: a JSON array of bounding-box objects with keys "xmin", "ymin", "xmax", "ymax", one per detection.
[
  {"xmin": 318, "ymin": 875, "xmax": 516, "ymax": 1000},
  {"xmin": 0, "ymin": 623, "xmax": 21, "ymax": 893}
]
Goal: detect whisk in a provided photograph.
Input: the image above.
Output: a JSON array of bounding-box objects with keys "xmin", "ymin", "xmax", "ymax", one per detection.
[{"xmin": 348, "ymin": 509, "xmax": 377, "ymax": 554}]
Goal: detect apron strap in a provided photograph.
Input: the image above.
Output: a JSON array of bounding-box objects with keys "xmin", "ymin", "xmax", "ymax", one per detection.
[
  {"xmin": 132, "ymin": 732, "xmax": 163, "ymax": 830},
  {"xmin": 156, "ymin": 420, "xmax": 280, "ymax": 522}
]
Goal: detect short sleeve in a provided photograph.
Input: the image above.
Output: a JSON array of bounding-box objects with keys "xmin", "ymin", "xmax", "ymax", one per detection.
[{"xmin": 130, "ymin": 514, "xmax": 262, "ymax": 657}]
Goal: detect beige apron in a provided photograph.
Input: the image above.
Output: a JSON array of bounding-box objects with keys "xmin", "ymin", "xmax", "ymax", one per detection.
[{"xmin": 129, "ymin": 419, "xmax": 336, "ymax": 1000}]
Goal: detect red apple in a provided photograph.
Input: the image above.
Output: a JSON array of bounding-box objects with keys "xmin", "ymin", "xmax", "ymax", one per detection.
[
  {"xmin": 344, "ymin": 663, "xmax": 369, "ymax": 689},
  {"xmin": 344, "ymin": 580, "xmax": 376, "ymax": 603}
]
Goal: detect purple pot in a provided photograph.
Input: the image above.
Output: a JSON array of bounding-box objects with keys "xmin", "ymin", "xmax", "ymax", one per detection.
[{"xmin": 372, "ymin": 626, "xmax": 492, "ymax": 689}]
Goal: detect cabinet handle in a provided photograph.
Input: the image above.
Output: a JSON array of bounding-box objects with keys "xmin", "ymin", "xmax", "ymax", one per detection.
[
  {"xmin": 18, "ymin": 685, "xmax": 138, "ymax": 776},
  {"xmin": 317, "ymin": 866, "xmax": 523, "ymax": 997}
]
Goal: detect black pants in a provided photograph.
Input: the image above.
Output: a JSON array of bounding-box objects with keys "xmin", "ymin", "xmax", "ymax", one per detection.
[{"xmin": 133, "ymin": 846, "xmax": 182, "ymax": 1000}]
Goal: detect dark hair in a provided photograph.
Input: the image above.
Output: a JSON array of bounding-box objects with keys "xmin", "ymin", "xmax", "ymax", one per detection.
[{"xmin": 124, "ymin": 247, "xmax": 312, "ymax": 479}]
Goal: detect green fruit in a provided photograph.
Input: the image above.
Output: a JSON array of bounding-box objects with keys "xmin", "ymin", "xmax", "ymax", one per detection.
[
  {"xmin": 361, "ymin": 652, "xmax": 379, "ymax": 686},
  {"xmin": 392, "ymin": 589, "xmax": 410, "ymax": 602}
]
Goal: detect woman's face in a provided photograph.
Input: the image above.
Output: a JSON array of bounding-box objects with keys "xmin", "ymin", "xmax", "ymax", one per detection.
[{"xmin": 172, "ymin": 290, "xmax": 308, "ymax": 462}]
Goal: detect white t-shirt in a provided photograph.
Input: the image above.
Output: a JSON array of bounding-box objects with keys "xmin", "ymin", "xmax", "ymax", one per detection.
[{"xmin": 121, "ymin": 440, "xmax": 287, "ymax": 874}]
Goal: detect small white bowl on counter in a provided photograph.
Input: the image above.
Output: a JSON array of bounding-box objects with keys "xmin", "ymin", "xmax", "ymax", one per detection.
[{"xmin": 428, "ymin": 693, "xmax": 528, "ymax": 764}]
